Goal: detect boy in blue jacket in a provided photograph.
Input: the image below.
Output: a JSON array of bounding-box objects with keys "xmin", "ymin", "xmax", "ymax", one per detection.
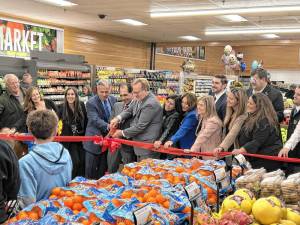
[{"xmin": 18, "ymin": 110, "xmax": 72, "ymax": 207}]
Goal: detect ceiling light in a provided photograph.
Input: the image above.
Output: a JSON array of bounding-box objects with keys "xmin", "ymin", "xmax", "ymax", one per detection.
[
  {"xmin": 35, "ymin": 0, "xmax": 77, "ymax": 7},
  {"xmin": 262, "ymin": 34, "xmax": 280, "ymax": 39},
  {"xmin": 115, "ymin": 19, "xmax": 147, "ymax": 26},
  {"xmin": 217, "ymin": 15, "xmax": 248, "ymax": 22},
  {"xmin": 179, "ymin": 36, "xmax": 201, "ymax": 41},
  {"xmin": 205, "ymin": 28, "xmax": 300, "ymax": 35},
  {"xmin": 151, "ymin": 5, "xmax": 300, "ymax": 18}
]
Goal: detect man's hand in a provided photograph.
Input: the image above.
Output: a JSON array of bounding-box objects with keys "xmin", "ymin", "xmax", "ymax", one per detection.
[
  {"xmin": 110, "ymin": 117, "xmax": 120, "ymax": 130},
  {"xmin": 278, "ymin": 147, "xmax": 290, "ymax": 158},
  {"xmin": 112, "ymin": 129, "xmax": 123, "ymax": 138},
  {"xmin": 164, "ymin": 141, "xmax": 173, "ymax": 149},
  {"xmin": 153, "ymin": 141, "xmax": 162, "ymax": 149},
  {"xmin": 232, "ymin": 147, "xmax": 247, "ymax": 155}
]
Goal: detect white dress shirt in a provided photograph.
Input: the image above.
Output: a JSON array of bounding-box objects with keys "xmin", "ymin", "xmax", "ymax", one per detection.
[{"xmin": 284, "ymin": 106, "xmax": 300, "ymax": 150}]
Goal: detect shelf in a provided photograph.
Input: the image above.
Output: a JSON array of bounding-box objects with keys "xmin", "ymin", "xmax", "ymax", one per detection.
[
  {"xmin": 42, "ymin": 92, "xmax": 65, "ymax": 95},
  {"xmin": 38, "ymin": 76, "xmax": 91, "ymax": 80},
  {"xmin": 38, "ymin": 83, "xmax": 87, "ymax": 87}
]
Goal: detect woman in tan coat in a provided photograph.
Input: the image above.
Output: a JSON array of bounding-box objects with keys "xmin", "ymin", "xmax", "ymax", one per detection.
[
  {"xmin": 213, "ymin": 88, "xmax": 248, "ymax": 156},
  {"xmin": 185, "ymin": 96, "xmax": 222, "ymax": 159}
]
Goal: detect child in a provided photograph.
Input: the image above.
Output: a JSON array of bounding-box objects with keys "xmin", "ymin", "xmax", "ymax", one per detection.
[{"xmin": 18, "ymin": 110, "xmax": 72, "ymax": 207}]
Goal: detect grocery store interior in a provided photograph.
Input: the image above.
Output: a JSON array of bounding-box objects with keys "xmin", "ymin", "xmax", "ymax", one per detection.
[{"xmin": 2, "ymin": 0, "xmax": 300, "ymax": 224}]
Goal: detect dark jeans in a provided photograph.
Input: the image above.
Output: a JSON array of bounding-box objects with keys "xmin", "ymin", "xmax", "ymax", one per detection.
[{"xmin": 85, "ymin": 151, "xmax": 108, "ymax": 179}]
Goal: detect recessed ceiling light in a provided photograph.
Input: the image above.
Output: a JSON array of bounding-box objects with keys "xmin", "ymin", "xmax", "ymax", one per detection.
[
  {"xmin": 205, "ymin": 28, "xmax": 300, "ymax": 35},
  {"xmin": 35, "ymin": 0, "xmax": 77, "ymax": 7},
  {"xmin": 151, "ymin": 5, "xmax": 300, "ymax": 17},
  {"xmin": 262, "ymin": 34, "xmax": 280, "ymax": 39},
  {"xmin": 217, "ymin": 15, "xmax": 248, "ymax": 22},
  {"xmin": 179, "ymin": 36, "xmax": 201, "ymax": 41},
  {"xmin": 115, "ymin": 19, "xmax": 147, "ymax": 26}
]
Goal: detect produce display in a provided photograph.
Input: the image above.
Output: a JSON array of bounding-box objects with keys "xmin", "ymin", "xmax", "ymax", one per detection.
[
  {"xmin": 7, "ymin": 156, "xmax": 300, "ymax": 225},
  {"xmin": 7, "ymin": 158, "xmax": 243, "ymax": 225}
]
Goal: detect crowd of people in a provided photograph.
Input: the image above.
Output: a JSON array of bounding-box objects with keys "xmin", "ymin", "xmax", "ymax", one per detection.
[{"xmin": 1, "ymin": 68, "xmax": 300, "ymax": 222}]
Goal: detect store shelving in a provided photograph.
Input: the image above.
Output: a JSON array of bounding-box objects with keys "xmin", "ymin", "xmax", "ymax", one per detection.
[
  {"xmin": 27, "ymin": 51, "xmax": 92, "ymax": 105},
  {"xmin": 96, "ymin": 66, "xmax": 180, "ymax": 98}
]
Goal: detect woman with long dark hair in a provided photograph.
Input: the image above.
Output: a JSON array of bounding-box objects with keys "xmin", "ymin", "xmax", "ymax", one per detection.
[
  {"xmin": 58, "ymin": 87, "xmax": 87, "ymax": 178},
  {"xmin": 232, "ymin": 93, "xmax": 282, "ymax": 171}
]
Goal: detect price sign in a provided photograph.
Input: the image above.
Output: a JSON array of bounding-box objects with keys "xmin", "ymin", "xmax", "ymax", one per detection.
[
  {"xmin": 214, "ymin": 167, "xmax": 226, "ymax": 182},
  {"xmin": 133, "ymin": 204, "xmax": 152, "ymax": 225},
  {"xmin": 185, "ymin": 182, "xmax": 201, "ymax": 200},
  {"xmin": 234, "ymin": 154, "xmax": 247, "ymax": 165}
]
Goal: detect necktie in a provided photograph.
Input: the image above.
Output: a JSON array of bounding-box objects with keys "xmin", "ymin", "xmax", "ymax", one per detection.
[
  {"xmin": 103, "ymin": 100, "xmax": 111, "ymax": 119},
  {"xmin": 294, "ymin": 109, "xmax": 299, "ymax": 117}
]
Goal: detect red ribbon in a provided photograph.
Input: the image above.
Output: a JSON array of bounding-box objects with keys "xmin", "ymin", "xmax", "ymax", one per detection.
[{"xmin": 1, "ymin": 134, "xmax": 300, "ymax": 163}]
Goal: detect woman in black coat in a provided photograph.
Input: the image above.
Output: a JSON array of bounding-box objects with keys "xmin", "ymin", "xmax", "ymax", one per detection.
[
  {"xmin": 58, "ymin": 87, "xmax": 87, "ymax": 178},
  {"xmin": 232, "ymin": 93, "xmax": 282, "ymax": 171},
  {"xmin": 153, "ymin": 95, "xmax": 181, "ymax": 158}
]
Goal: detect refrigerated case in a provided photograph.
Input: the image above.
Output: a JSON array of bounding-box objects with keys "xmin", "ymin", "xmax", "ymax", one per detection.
[{"xmin": 26, "ymin": 51, "xmax": 92, "ymax": 105}]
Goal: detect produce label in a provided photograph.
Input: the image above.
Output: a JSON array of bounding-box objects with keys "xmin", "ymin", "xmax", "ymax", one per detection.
[
  {"xmin": 0, "ymin": 18, "xmax": 63, "ymax": 59},
  {"xmin": 234, "ymin": 154, "xmax": 247, "ymax": 165},
  {"xmin": 214, "ymin": 167, "xmax": 226, "ymax": 182},
  {"xmin": 133, "ymin": 204, "xmax": 152, "ymax": 225},
  {"xmin": 185, "ymin": 182, "xmax": 201, "ymax": 200}
]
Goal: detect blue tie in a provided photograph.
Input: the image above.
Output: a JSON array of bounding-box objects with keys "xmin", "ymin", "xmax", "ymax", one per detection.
[{"xmin": 103, "ymin": 100, "xmax": 111, "ymax": 119}]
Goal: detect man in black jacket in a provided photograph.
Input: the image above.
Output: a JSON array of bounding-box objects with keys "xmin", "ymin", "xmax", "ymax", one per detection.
[
  {"xmin": 0, "ymin": 128, "xmax": 20, "ymax": 223},
  {"xmin": 211, "ymin": 75, "xmax": 227, "ymax": 121},
  {"xmin": 0, "ymin": 74, "xmax": 26, "ymax": 132},
  {"xmin": 247, "ymin": 68, "xmax": 284, "ymax": 123},
  {"xmin": 278, "ymin": 85, "xmax": 300, "ymax": 174}
]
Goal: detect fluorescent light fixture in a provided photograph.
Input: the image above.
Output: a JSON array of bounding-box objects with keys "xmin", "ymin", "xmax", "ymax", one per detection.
[
  {"xmin": 151, "ymin": 5, "xmax": 300, "ymax": 17},
  {"xmin": 205, "ymin": 28, "xmax": 300, "ymax": 35},
  {"xmin": 218, "ymin": 15, "xmax": 248, "ymax": 22},
  {"xmin": 115, "ymin": 19, "xmax": 147, "ymax": 26},
  {"xmin": 179, "ymin": 36, "xmax": 201, "ymax": 41},
  {"xmin": 261, "ymin": 34, "xmax": 280, "ymax": 39},
  {"xmin": 35, "ymin": 0, "xmax": 77, "ymax": 7}
]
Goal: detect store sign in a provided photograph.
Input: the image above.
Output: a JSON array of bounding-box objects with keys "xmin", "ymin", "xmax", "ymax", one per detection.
[
  {"xmin": 0, "ymin": 18, "xmax": 64, "ymax": 59},
  {"xmin": 156, "ymin": 46, "xmax": 205, "ymax": 60}
]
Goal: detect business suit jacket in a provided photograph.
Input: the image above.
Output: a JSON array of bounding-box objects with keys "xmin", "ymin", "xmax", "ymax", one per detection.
[
  {"xmin": 215, "ymin": 93, "xmax": 227, "ymax": 121},
  {"xmin": 118, "ymin": 93, "xmax": 163, "ymax": 156},
  {"xmin": 190, "ymin": 116, "xmax": 222, "ymax": 159},
  {"xmin": 83, "ymin": 95, "xmax": 116, "ymax": 154},
  {"xmin": 170, "ymin": 109, "xmax": 198, "ymax": 149}
]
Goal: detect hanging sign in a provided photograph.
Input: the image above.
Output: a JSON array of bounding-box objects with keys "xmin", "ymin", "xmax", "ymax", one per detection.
[{"xmin": 0, "ymin": 18, "xmax": 64, "ymax": 59}]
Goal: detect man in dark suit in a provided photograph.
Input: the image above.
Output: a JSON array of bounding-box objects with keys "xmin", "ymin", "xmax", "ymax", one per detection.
[
  {"xmin": 110, "ymin": 78, "xmax": 163, "ymax": 161},
  {"xmin": 107, "ymin": 83, "xmax": 135, "ymax": 173},
  {"xmin": 83, "ymin": 80, "xmax": 117, "ymax": 179},
  {"xmin": 278, "ymin": 85, "xmax": 300, "ymax": 174},
  {"xmin": 247, "ymin": 68, "xmax": 284, "ymax": 123},
  {"xmin": 211, "ymin": 75, "xmax": 227, "ymax": 121}
]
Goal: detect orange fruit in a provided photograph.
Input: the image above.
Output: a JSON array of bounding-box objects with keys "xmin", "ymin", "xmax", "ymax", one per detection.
[
  {"xmin": 59, "ymin": 190, "xmax": 66, "ymax": 197},
  {"xmin": 51, "ymin": 187, "xmax": 61, "ymax": 196},
  {"xmin": 73, "ymin": 195, "xmax": 84, "ymax": 204},
  {"xmin": 154, "ymin": 221, "xmax": 162, "ymax": 225},
  {"xmin": 147, "ymin": 197, "xmax": 156, "ymax": 203},
  {"xmin": 163, "ymin": 200, "xmax": 170, "ymax": 209},
  {"xmin": 28, "ymin": 211, "xmax": 39, "ymax": 220},
  {"xmin": 141, "ymin": 175, "xmax": 148, "ymax": 180},
  {"xmin": 118, "ymin": 223, "xmax": 126, "ymax": 225},
  {"xmin": 156, "ymin": 194, "xmax": 165, "ymax": 204},
  {"xmin": 121, "ymin": 190, "xmax": 133, "ymax": 199},
  {"xmin": 112, "ymin": 198, "xmax": 124, "ymax": 207},
  {"xmin": 81, "ymin": 219, "xmax": 91, "ymax": 225},
  {"xmin": 49, "ymin": 194, "xmax": 57, "ymax": 199},
  {"xmin": 73, "ymin": 210, "xmax": 80, "ymax": 214},
  {"xmin": 148, "ymin": 176, "xmax": 155, "ymax": 181},
  {"xmin": 65, "ymin": 190, "xmax": 74, "ymax": 197},
  {"xmin": 72, "ymin": 203, "xmax": 83, "ymax": 211},
  {"xmin": 175, "ymin": 167, "xmax": 185, "ymax": 173},
  {"xmin": 81, "ymin": 207, "xmax": 87, "ymax": 213},
  {"xmin": 182, "ymin": 206, "xmax": 191, "ymax": 214},
  {"xmin": 148, "ymin": 189, "xmax": 157, "ymax": 197},
  {"xmin": 63, "ymin": 198, "xmax": 74, "ymax": 208},
  {"xmin": 137, "ymin": 197, "xmax": 144, "ymax": 202},
  {"xmin": 17, "ymin": 211, "xmax": 28, "ymax": 220}
]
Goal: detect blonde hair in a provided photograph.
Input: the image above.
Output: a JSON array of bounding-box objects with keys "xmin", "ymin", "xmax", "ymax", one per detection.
[
  {"xmin": 197, "ymin": 95, "xmax": 218, "ymax": 119},
  {"xmin": 132, "ymin": 78, "xmax": 150, "ymax": 91},
  {"xmin": 244, "ymin": 93, "xmax": 278, "ymax": 134},
  {"xmin": 224, "ymin": 88, "xmax": 248, "ymax": 126}
]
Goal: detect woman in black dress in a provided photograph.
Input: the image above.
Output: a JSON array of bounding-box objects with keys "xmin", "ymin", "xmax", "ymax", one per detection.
[
  {"xmin": 58, "ymin": 87, "xmax": 87, "ymax": 178},
  {"xmin": 232, "ymin": 93, "xmax": 282, "ymax": 171}
]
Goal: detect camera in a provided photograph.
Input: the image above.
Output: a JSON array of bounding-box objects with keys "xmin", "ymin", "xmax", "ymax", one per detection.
[{"xmin": 98, "ymin": 14, "xmax": 107, "ymax": 19}]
